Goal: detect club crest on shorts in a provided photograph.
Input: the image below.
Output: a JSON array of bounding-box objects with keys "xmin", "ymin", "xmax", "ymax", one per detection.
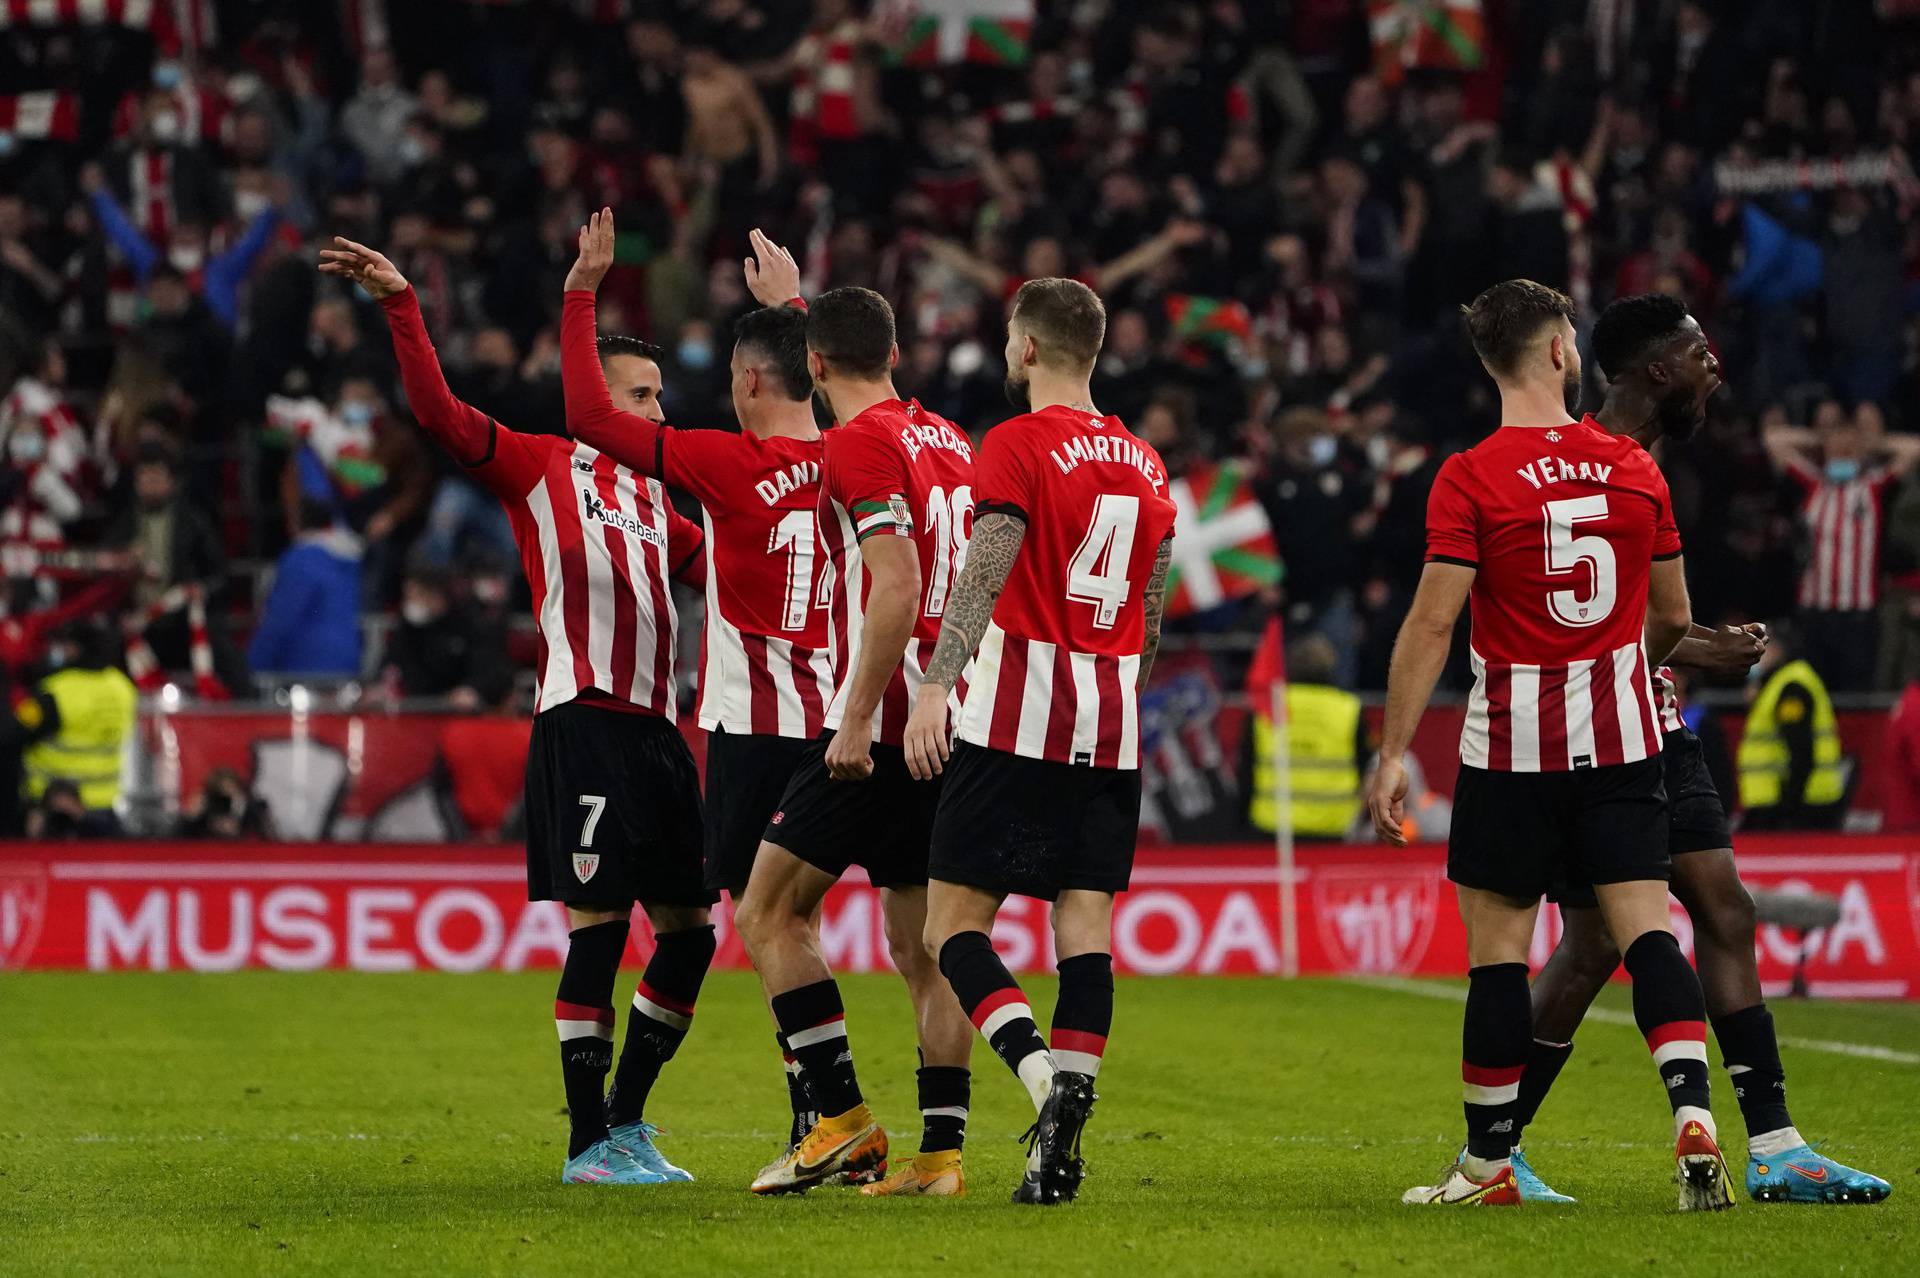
[{"xmin": 572, "ymin": 852, "xmax": 601, "ymax": 883}]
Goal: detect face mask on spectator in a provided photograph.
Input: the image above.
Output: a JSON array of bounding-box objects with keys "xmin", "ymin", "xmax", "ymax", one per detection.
[
  {"xmin": 0, "ymin": 133, "xmax": 15, "ymax": 159},
  {"xmin": 1826, "ymin": 458, "xmax": 1860, "ymax": 484},
  {"xmin": 340, "ymin": 401, "xmax": 376, "ymax": 428},
  {"xmin": 150, "ymin": 110, "xmax": 183, "ymax": 144},
  {"xmin": 234, "ymin": 189, "xmax": 272, "ymax": 220},
  {"xmin": 153, "ymin": 62, "xmax": 184, "ymax": 90},
  {"xmin": 168, "ymin": 242, "xmax": 205, "ymax": 272},
  {"xmin": 397, "ymin": 136, "xmax": 428, "ymax": 167},
  {"xmin": 1307, "ymin": 434, "xmax": 1338, "ymax": 467},
  {"xmin": 677, "ymin": 339, "xmax": 713, "ymax": 371},
  {"xmin": 401, "ymin": 600, "xmax": 437, "ymax": 627},
  {"xmin": 10, "ymin": 428, "xmax": 46, "ymax": 464}
]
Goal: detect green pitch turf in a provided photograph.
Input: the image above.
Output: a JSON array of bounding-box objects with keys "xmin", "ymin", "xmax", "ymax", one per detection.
[{"xmin": 3, "ymin": 971, "xmax": 1915, "ymax": 1276}]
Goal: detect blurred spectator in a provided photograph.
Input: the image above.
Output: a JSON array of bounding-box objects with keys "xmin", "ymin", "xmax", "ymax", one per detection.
[
  {"xmin": 1, "ymin": 340, "xmax": 97, "ymax": 547},
  {"xmin": 176, "ymin": 767, "xmax": 274, "ymax": 840},
  {"xmin": 247, "ymin": 499, "xmax": 364, "ymax": 678},
  {"xmin": 1255, "ymin": 407, "xmax": 1367, "ymax": 686},
  {"xmin": 1763, "ymin": 405, "xmax": 1920, "ymax": 691},
  {"xmin": 24, "ymin": 779, "xmax": 122, "ymax": 840},
  {"xmin": 1739, "ymin": 623, "xmax": 1847, "ymax": 831},
  {"xmin": 383, "ymin": 561, "xmax": 512, "ymax": 709},
  {"xmin": 340, "ymin": 47, "xmax": 420, "ymax": 188},
  {"xmin": 1883, "ymin": 677, "xmax": 1920, "ymax": 833},
  {"xmin": 1249, "ymin": 634, "xmax": 1368, "ymax": 840}
]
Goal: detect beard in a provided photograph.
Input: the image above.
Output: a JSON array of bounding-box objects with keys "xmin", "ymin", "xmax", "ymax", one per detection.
[
  {"xmin": 1003, "ymin": 374, "xmax": 1031, "ymax": 412},
  {"xmin": 1563, "ymin": 366, "xmax": 1583, "ymax": 418}
]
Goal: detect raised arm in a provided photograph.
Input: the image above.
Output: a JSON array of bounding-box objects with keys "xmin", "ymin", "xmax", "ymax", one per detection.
[
  {"xmin": 319, "ymin": 237, "xmax": 492, "ymax": 464},
  {"xmin": 1761, "ymin": 419, "xmax": 1820, "ymax": 475},
  {"xmin": 903, "ymin": 512, "xmax": 1027, "ymax": 779},
  {"xmin": 558, "ymin": 208, "xmax": 667, "ymax": 474},
  {"xmin": 82, "ymin": 166, "xmax": 158, "ymax": 279},
  {"xmin": 921, "ymin": 235, "xmax": 1012, "ymax": 297},
  {"xmin": 1092, "ymin": 219, "xmax": 1208, "ymax": 294},
  {"xmin": 1366, "ymin": 561, "xmax": 1474, "ymax": 846}
]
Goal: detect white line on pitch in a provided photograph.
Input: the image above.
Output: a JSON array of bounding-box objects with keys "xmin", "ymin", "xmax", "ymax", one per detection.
[{"xmin": 1346, "ymin": 976, "xmax": 1920, "ymax": 1066}]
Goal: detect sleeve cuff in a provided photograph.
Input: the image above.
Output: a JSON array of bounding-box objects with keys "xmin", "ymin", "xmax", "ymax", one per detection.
[
  {"xmin": 975, "ymin": 499, "xmax": 1029, "ymax": 522},
  {"xmin": 1652, "ymin": 549, "xmax": 1683, "ymax": 561},
  {"xmin": 786, "ymin": 296, "xmax": 808, "ymax": 311},
  {"xmin": 1426, "ymin": 554, "xmax": 1477, "ymax": 569}
]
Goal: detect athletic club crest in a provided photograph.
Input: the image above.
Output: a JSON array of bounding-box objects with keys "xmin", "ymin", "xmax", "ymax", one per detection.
[
  {"xmin": 572, "ymin": 852, "xmax": 600, "ymax": 884},
  {"xmin": 0, "ymin": 863, "xmax": 49, "ymax": 970},
  {"xmin": 1311, "ymin": 863, "xmax": 1442, "ymax": 975}
]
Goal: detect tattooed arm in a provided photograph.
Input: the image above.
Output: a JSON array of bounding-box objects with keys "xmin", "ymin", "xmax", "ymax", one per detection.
[
  {"xmin": 1137, "ymin": 533, "xmax": 1174, "ymax": 692},
  {"xmin": 902, "ymin": 512, "xmax": 1027, "ymax": 779}
]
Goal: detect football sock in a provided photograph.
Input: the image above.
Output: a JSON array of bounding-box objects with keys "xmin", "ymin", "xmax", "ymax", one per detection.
[
  {"xmin": 1513, "ymin": 1037, "xmax": 1575, "ymax": 1132},
  {"xmin": 939, "ymin": 931, "xmax": 1055, "ymax": 1112},
  {"xmin": 918, "ymin": 1065, "xmax": 970, "ymax": 1153},
  {"xmin": 1461, "ymin": 962, "xmax": 1529, "ymax": 1164},
  {"xmin": 1623, "ymin": 932, "xmax": 1713, "ymax": 1138},
  {"xmin": 1711, "ymin": 1003, "xmax": 1798, "ymax": 1153},
  {"xmin": 556, "ymin": 919, "xmax": 628, "ymax": 1158},
  {"xmin": 770, "ymin": 979, "xmax": 863, "ymax": 1117},
  {"xmin": 1050, "ymin": 952, "xmax": 1114, "ymax": 1077},
  {"xmin": 606, "ymin": 924, "xmax": 716, "ymax": 1128},
  {"xmin": 776, "ymin": 1032, "xmax": 818, "ymax": 1146}
]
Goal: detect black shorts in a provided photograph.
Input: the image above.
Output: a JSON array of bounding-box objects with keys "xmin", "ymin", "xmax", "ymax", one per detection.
[
  {"xmin": 928, "ymin": 742, "xmax": 1143, "ymax": 902},
  {"xmin": 762, "ymin": 737, "xmax": 941, "ymax": 889},
  {"xmin": 524, "ymin": 701, "xmax": 715, "ymax": 909},
  {"xmin": 1448, "ymin": 756, "xmax": 1669, "ymax": 902},
  {"xmin": 1556, "ymin": 729, "xmax": 1731, "ymax": 908},
  {"xmin": 704, "ymin": 728, "xmax": 816, "ymax": 895}
]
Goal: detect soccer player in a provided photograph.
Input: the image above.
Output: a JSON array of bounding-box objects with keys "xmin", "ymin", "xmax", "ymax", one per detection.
[
  {"xmin": 904, "ymin": 278, "xmax": 1178, "ymax": 1206},
  {"xmin": 1503, "ymin": 294, "xmax": 1890, "ymax": 1205},
  {"xmin": 1365, "ymin": 279, "xmax": 1733, "ymax": 1210},
  {"xmin": 557, "ymin": 210, "xmax": 829, "ymax": 1155},
  {"xmin": 733, "ymin": 274, "xmax": 977, "ymax": 1197},
  {"xmin": 318, "ymin": 238, "xmax": 717, "ymax": 1187}
]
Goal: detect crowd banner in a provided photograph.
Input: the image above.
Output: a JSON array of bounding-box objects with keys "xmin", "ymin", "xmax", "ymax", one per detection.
[{"xmin": 4, "ymin": 838, "xmax": 1916, "ymax": 996}]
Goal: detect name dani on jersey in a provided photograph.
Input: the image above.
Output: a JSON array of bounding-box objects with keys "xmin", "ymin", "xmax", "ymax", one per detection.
[{"xmin": 753, "ymin": 459, "xmax": 820, "ymax": 506}]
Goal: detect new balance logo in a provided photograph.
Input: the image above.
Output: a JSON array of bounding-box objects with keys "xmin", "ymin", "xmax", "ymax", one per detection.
[
  {"xmin": 1488, "ymin": 1119, "xmax": 1513, "ymax": 1133},
  {"xmin": 573, "ymin": 458, "xmax": 596, "ymax": 474},
  {"xmin": 581, "ymin": 488, "xmax": 665, "ymax": 545},
  {"xmin": 1666, "ymin": 1073, "xmax": 1687, "ymax": 1090}
]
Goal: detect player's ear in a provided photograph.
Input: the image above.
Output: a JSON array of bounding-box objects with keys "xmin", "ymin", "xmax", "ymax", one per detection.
[
  {"xmin": 1023, "ymin": 334, "xmax": 1039, "ymax": 369},
  {"xmin": 1549, "ymin": 333, "xmax": 1565, "ymax": 371},
  {"xmin": 888, "ymin": 343, "xmax": 900, "ymax": 371},
  {"xmin": 809, "ymin": 350, "xmax": 826, "ymax": 384}
]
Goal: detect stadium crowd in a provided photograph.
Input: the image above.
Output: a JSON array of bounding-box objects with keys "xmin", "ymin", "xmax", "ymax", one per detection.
[{"xmin": 8, "ymin": 0, "xmax": 1920, "ymax": 834}]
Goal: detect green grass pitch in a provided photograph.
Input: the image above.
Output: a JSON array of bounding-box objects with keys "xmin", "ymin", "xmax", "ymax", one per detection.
[{"xmin": 3, "ymin": 970, "xmax": 1915, "ymax": 1275}]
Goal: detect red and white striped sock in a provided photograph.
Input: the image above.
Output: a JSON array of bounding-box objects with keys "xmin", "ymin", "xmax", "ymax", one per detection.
[{"xmin": 939, "ymin": 931, "xmax": 1054, "ymax": 1112}]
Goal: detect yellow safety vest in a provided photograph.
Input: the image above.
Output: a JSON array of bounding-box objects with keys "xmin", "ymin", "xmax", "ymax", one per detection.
[
  {"xmin": 1251, "ymin": 683, "xmax": 1362, "ymax": 836},
  {"xmin": 22, "ymin": 666, "xmax": 138, "ymax": 810},
  {"xmin": 1738, "ymin": 658, "xmax": 1844, "ymax": 811}
]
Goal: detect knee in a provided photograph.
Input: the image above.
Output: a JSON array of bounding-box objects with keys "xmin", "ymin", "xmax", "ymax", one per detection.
[
  {"xmin": 1566, "ymin": 920, "xmax": 1622, "ymax": 985},
  {"xmin": 732, "ymin": 895, "xmax": 775, "ymax": 951},
  {"xmin": 1698, "ymin": 880, "xmax": 1759, "ymax": 951}
]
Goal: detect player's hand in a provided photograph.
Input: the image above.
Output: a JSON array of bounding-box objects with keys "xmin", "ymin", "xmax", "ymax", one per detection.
[
  {"xmin": 824, "ymin": 720, "xmax": 875, "ymax": 782},
  {"xmin": 1698, "ymin": 623, "xmax": 1767, "ymax": 675},
  {"xmin": 1365, "ymin": 754, "xmax": 1411, "ymax": 847},
  {"xmin": 744, "ymin": 227, "xmax": 802, "ymax": 307},
  {"xmin": 317, "ymin": 237, "xmax": 408, "ymax": 299},
  {"xmin": 902, "ymin": 690, "xmax": 951, "ymax": 781},
  {"xmin": 565, "ymin": 207, "xmax": 616, "ymax": 293}
]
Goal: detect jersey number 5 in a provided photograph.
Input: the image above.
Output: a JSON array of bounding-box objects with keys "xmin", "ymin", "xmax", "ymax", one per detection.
[
  {"xmin": 1542, "ymin": 495, "xmax": 1617, "ymax": 628},
  {"xmin": 1067, "ymin": 494, "xmax": 1141, "ymax": 628}
]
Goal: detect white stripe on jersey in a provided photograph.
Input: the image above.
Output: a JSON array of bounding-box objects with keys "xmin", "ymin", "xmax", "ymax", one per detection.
[
  {"xmin": 1461, "ymin": 648, "xmax": 1491, "ymax": 769},
  {"xmin": 1015, "ymin": 637, "xmax": 1057, "ymax": 757},
  {"xmin": 1068, "ymin": 650, "xmax": 1101, "ymax": 764},
  {"xmin": 1564, "ymin": 659, "xmax": 1596, "ymax": 764},
  {"xmin": 1508, "ymin": 665, "xmax": 1540, "ymax": 771},
  {"xmin": 1611, "ymin": 643, "xmax": 1648, "ymax": 762},
  {"xmin": 528, "ymin": 481, "xmax": 577, "ymax": 711},
  {"xmin": 1456, "ymin": 640, "xmax": 1659, "ymax": 772}
]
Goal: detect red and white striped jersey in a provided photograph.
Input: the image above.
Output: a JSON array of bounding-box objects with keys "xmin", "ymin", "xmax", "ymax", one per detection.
[
  {"xmin": 559, "ymin": 292, "xmax": 833, "ymax": 738},
  {"xmin": 818, "ymin": 399, "xmax": 975, "ymax": 745},
  {"xmin": 1652, "ymin": 665, "xmax": 1685, "ymax": 733},
  {"xmin": 1426, "ymin": 416, "xmax": 1679, "ymax": 772},
  {"xmin": 382, "ymin": 289, "xmax": 705, "ymax": 720},
  {"xmin": 1783, "ymin": 457, "xmax": 1896, "ymax": 611},
  {"xmin": 956, "ymin": 406, "xmax": 1178, "ymax": 770}
]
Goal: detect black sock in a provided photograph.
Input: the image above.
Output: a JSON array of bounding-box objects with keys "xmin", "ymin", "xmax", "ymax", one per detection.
[
  {"xmin": 777, "ymin": 1032, "xmax": 817, "ymax": 1146},
  {"xmin": 918, "ymin": 1066, "xmax": 970, "ymax": 1153},
  {"xmin": 770, "ymin": 979, "xmax": 862, "ymax": 1117},
  {"xmin": 1461, "ymin": 963, "xmax": 1529, "ymax": 1161},
  {"xmin": 939, "ymin": 931, "xmax": 1053, "ymax": 1112},
  {"xmin": 1712, "ymin": 1003, "xmax": 1793, "ymax": 1137},
  {"xmin": 606, "ymin": 924, "xmax": 715, "ymax": 1128},
  {"xmin": 1051, "ymin": 953, "xmax": 1114, "ymax": 1079},
  {"xmin": 1514, "ymin": 1038, "xmax": 1574, "ymax": 1132},
  {"xmin": 1623, "ymin": 932, "xmax": 1712, "ymax": 1122},
  {"xmin": 556, "ymin": 919, "xmax": 628, "ymax": 1158}
]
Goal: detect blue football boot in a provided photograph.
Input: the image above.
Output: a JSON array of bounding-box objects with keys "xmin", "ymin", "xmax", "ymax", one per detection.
[
  {"xmin": 1510, "ymin": 1148, "xmax": 1576, "ymax": 1203},
  {"xmin": 561, "ymin": 1138, "xmax": 673, "ymax": 1185},
  {"xmin": 608, "ymin": 1121, "xmax": 694, "ymax": 1182},
  {"xmin": 1748, "ymin": 1145, "xmax": 1891, "ymax": 1204}
]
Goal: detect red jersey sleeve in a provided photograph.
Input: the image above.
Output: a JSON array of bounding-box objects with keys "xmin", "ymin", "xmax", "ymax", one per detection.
[
  {"xmin": 1425, "ymin": 453, "xmax": 1480, "ymax": 566},
  {"xmin": 826, "ymin": 428, "xmax": 911, "ymax": 542},
  {"xmin": 560, "ymin": 289, "xmax": 668, "ymax": 472},
  {"xmin": 1651, "ymin": 466, "xmax": 1683, "ymax": 560},
  {"xmin": 973, "ymin": 422, "xmax": 1037, "ymax": 521}
]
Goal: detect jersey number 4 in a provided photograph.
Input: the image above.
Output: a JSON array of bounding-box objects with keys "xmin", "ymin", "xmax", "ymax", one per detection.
[
  {"xmin": 1067, "ymin": 494, "xmax": 1141, "ymax": 629},
  {"xmin": 1542, "ymin": 495, "xmax": 1617, "ymax": 628}
]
